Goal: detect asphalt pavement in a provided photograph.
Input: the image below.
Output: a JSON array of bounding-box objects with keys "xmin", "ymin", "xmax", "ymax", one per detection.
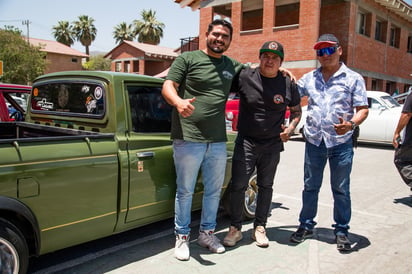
[{"xmin": 29, "ymin": 138, "xmax": 412, "ymax": 274}]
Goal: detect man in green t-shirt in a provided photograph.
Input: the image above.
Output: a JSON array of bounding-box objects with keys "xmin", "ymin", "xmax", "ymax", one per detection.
[{"xmin": 162, "ymin": 19, "xmax": 244, "ymax": 261}]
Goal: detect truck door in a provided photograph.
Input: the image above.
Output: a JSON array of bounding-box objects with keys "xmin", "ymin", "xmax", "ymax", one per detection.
[{"xmin": 123, "ymin": 85, "xmax": 176, "ymax": 223}]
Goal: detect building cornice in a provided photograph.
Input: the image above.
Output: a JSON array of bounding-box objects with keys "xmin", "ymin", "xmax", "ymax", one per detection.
[{"xmin": 374, "ymin": 0, "xmax": 412, "ymax": 22}]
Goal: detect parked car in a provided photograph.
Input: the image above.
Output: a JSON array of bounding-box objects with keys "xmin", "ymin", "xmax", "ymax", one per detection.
[
  {"xmin": 225, "ymin": 94, "xmax": 291, "ymax": 131},
  {"xmin": 0, "ymin": 83, "xmax": 31, "ymax": 121},
  {"xmin": 392, "ymin": 89, "xmax": 411, "ymax": 104},
  {"xmin": 295, "ymin": 91, "xmax": 403, "ymax": 145}
]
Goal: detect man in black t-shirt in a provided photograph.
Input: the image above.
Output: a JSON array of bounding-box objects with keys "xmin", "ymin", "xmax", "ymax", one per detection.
[
  {"xmin": 393, "ymin": 92, "xmax": 412, "ymax": 147},
  {"xmin": 223, "ymin": 41, "xmax": 302, "ymax": 247},
  {"xmin": 393, "ymin": 92, "xmax": 412, "ymax": 188}
]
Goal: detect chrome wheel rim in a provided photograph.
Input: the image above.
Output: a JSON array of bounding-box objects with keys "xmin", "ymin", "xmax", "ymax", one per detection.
[{"xmin": 0, "ymin": 238, "xmax": 19, "ymax": 274}]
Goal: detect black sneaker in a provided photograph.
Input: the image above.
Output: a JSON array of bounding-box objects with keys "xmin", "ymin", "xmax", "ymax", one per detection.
[
  {"xmin": 290, "ymin": 228, "xmax": 313, "ymax": 243},
  {"xmin": 336, "ymin": 235, "xmax": 351, "ymax": 252}
]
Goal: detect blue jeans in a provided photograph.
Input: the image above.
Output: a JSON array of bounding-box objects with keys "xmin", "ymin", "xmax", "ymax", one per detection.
[
  {"xmin": 173, "ymin": 140, "xmax": 227, "ymax": 235},
  {"xmin": 298, "ymin": 140, "xmax": 353, "ymax": 236}
]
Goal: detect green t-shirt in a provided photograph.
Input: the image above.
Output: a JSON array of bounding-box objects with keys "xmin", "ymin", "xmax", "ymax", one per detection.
[{"xmin": 166, "ymin": 50, "xmax": 243, "ymax": 142}]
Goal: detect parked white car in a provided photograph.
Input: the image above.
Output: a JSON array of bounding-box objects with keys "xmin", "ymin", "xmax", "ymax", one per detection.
[{"xmin": 295, "ymin": 91, "xmax": 403, "ymax": 145}]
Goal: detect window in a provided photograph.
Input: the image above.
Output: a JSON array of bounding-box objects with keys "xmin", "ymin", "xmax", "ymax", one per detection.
[
  {"xmin": 212, "ymin": 3, "xmax": 232, "ymax": 22},
  {"xmin": 374, "ymin": 18, "xmax": 387, "ymax": 43},
  {"xmin": 275, "ymin": 0, "xmax": 300, "ymax": 27},
  {"xmin": 127, "ymin": 86, "xmax": 172, "ymax": 133},
  {"xmin": 241, "ymin": 0, "xmax": 263, "ymax": 31},
  {"xmin": 407, "ymin": 35, "xmax": 412, "ymax": 53},
  {"xmin": 115, "ymin": 62, "xmax": 121, "ymax": 72},
  {"xmin": 357, "ymin": 12, "xmax": 366, "ymax": 35},
  {"xmin": 389, "ymin": 25, "xmax": 400, "ymax": 48},
  {"xmin": 71, "ymin": 58, "xmax": 78, "ymax": 63},
  {"xmin": 124, "ymin": 61, "xmax": 130, "ymax": 73},
  {"xmin": 31, "ymin": 82, "xmax": 105, "ymax": 117}
]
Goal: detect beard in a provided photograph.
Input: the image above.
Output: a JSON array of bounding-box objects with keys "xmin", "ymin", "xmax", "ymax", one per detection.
[{"xmin": 206, "ymin": 40, "xmax": 227, "ymax": 54}]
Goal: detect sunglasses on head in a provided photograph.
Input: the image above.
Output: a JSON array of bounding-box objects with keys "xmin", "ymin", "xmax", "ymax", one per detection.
[{"xmin": 316, "ymin": 46, "xmax": 337, "ymax": 57}]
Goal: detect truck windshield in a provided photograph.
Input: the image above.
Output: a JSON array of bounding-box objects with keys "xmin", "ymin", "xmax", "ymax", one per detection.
[{"xmin": 31, "ymin": 82, "xmax": 105, "ymax": 117}]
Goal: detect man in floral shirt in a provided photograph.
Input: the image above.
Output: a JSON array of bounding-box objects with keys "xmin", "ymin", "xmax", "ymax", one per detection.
[{"xmin": 290, "ymin": 34, "xmax": 369, "ymax": 252}]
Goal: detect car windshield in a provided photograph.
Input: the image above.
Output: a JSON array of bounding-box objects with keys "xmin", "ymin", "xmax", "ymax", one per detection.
[{"xmin": 381, "ymin": 95, "xmax": 400, "ymax": 108}]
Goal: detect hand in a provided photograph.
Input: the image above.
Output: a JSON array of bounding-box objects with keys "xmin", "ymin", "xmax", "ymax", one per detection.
[
  {"xmin": 176, "ymin": 97, "xmax": 196, "ymax": 118},
  {"xmin": 393, "ymin": 134, "xmax": 401, "ymax": 148},
  {"xmin": 279, "ymin": 67, "xmax": 296, "ymax": 82},
  {"xmin": 280, "ymin": 124, "xmax": 291, "ymax": 142},
  {"xmin": 334, "ymin": 117, "xmax": 351, "ymax": 135}
]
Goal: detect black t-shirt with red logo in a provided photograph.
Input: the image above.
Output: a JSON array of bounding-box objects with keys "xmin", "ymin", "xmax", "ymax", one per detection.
[{"xmin": 230, "ymin": 66, "xmax": 300, "ymax": 141}]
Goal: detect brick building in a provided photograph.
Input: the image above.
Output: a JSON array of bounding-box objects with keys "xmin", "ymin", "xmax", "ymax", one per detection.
[
  {"xmin": 177, "ymin": 0, "xmax": 412, "ymax": 94},
  {"xmin": 29, "ymin": 37, "xmax": 88, "ymax": 74},
  {"xmin": 104, "ymin": 41, "xmax": 178, "ymax": 76}
]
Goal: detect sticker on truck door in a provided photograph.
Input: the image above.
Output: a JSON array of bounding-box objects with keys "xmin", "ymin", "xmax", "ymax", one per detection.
[{"xmin": 137, "ymin": 161, "xmax": 144, "ymax": 172}]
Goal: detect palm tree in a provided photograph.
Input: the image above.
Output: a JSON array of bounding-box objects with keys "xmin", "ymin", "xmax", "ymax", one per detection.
[
  {"xmin": 133, "ymin": 9, "xmax": 165, "ymax": 45},
  {"xmin": 72, "ymin": 15, "xmax": 97, "ymax": 60},
  {"xmin": 113, "ymin": 22, "xmax": 135, "ymax": 44},
  {"xmin": 52, "ymin": 21, "xmax": 75, "ymax": 47}
]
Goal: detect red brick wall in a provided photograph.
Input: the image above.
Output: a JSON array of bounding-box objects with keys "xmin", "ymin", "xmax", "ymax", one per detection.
[
  {"xmin": 45, "ymin": 53, "xmax": 84, "ymax": 74},
  {"xmin": 199, "ymin": 0, "xmax": 412, "ymax": 90},
  {"xmin": 108, "ymin": 43, "xmax": 175, "ymax": 76}
]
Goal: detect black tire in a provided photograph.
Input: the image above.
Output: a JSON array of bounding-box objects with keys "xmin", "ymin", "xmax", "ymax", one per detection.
[
  {"xmin": 222, "ymin": 172, "xmax": 258, "ymax": 220},
  {"xmin": 0, "ymin": 218, "xmax": 29, "ymax": 274}
]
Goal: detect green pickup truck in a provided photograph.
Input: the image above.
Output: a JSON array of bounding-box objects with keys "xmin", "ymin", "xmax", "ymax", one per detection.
[{"xmin": 0, "ymin": 71, "xmax": 257, "ymax": 273}]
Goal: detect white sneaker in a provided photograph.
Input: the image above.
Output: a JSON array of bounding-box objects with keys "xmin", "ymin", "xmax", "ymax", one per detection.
[
  {"xmin": 197, "ymin": 230, "xmax": 225, "ymax": 253},
  {"xmin": 252, "ymin": 226, "xmax": 269, "ymax": 247},
  {"xmin": 175, "ymin": 234, "xmax": 190, "ymax": 261}
]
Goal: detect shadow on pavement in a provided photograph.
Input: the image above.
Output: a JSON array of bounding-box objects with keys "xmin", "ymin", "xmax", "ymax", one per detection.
[
  {"xmin": 393, "ymin": 195, "xmax": 412, "ymax": 207},
  {"xmin": 265, "ymin": 226, "xmax": 370, "ymax": 254}
]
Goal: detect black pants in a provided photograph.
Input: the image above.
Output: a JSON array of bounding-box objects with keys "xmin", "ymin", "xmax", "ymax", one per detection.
[{"xmin": 230, "ymin": 135, "xmax": 282, "ymax": 229}]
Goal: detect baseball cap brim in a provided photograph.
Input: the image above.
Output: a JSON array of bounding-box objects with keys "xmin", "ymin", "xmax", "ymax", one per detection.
[
  {"xmin": 313, "ymin": 41, "xmax": 338, "ymax": 50},
  {"xmin": 259, "ymin": 49, "xmax": 284, "ymax": 59}
]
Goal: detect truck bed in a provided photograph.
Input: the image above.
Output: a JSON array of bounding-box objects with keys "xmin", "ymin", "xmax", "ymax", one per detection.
[{"xmin": 0, "ymin": 122, "xmax": 114, "ymax": 143}]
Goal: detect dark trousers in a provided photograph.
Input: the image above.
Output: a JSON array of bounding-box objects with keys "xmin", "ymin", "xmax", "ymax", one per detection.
[{"xmin": 230, "ymin": 136, "xmax": 281, "ymax": 229}]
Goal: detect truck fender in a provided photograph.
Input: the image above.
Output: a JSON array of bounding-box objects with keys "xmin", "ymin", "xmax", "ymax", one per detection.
[{"xmin": 0, "ymin": 196, "xmax": 41, "ymax": 256}]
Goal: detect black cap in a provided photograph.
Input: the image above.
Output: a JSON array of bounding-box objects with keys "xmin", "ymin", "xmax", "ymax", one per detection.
[
  {"xmin": 313, "ymin": 34, "xmax": 340, "ymax": 50},
  {"xmin": 260, "ymin": 41, "xmax": 284, "ymax": 60}
]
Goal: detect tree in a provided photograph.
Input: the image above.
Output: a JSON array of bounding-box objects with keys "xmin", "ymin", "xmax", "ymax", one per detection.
[
  {"xmin": 0, "ymin": 29, "xmax": 46, "ymax": 84},
  {"xmin": 52, "ymin": 21, "xmax": 75, "ymax": 47},
  {"xmin": 83, "ymin": 54, "xmax": 111, "ymax": 71},
  {"xmin": 72, "ymin": 15, "xmax": 97, "ymax": 60},
  {"xmin": 133, "ymin": 9, "xmax": 165, "ymax": 45},
  {"xmin": 113, "ymin": 22, "xmax": 135, "ymax": 45}
]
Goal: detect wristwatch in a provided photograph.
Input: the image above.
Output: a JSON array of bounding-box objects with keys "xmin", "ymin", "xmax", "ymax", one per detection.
[{"xmin": 349, "ymin": 120, "xmax": 357, "ymax": 130}]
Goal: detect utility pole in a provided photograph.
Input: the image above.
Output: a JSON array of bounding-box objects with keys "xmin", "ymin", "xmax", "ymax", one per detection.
[{"xmin": 22, "ymin": 19, "xmax": 31, "ymax": 43}]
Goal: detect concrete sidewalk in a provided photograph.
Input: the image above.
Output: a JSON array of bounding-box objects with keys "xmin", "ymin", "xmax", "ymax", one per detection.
[{"xmin": 37, "ymin": 140, "xmax": 412, "ymax": 274}]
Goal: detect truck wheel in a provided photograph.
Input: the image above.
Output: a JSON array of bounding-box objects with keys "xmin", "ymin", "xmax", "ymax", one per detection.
[
  {"xmin": 222, "ymin": 172, "xmax": 258, "ymax": 220},
  {"xmin": 243, "ymin": 173, "xmax": 258, "ymax": 220},
  {"xmin": 0, "ymin": 218, "xmax": 29, "ymax": 274}
]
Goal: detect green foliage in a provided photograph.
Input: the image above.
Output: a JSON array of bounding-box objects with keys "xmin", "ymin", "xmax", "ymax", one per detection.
[
  {"xmin": 72, "ymin": 15, "xmax": 97, "ymax": 59},
  {"xmin": 52, "ymin": 21, "xmax": 75, "ymax": 47},
  {"xmin": 0, "ymin": 29, "xmax": 46, "ymax": 84},
  {"xmin": 133, "ymin": 9, "xmax": 164, "ymax": 45},
  {"xmin": 113, "ymin": 22, "xmax": 135, "ymax": 44},
  {"xmin": 2, "ymin": 25, "xmax": 22, "ymax": 35},
  {"xmin": 82, "ymin": 55, "xmax": 111, "ymax": 71}
]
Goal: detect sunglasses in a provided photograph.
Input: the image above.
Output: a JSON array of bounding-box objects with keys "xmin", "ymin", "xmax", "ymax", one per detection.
[{"xmin": 316, "ymin": 46, "xmax": 337, "ymax": 57}]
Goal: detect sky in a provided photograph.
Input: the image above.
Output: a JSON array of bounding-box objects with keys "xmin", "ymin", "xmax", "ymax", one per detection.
[
  {"xmin": 1, "ymin": 0, "xmax": 412, "ymax": 54},
  {"xmin": 0, "ymin": 0, "xmax": 200, "ymax": 53}
]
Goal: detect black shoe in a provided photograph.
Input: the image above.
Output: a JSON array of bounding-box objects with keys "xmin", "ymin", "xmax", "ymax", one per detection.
[
  {"xmin": 290, "ymin": 228, "xmax": 313, "ymax": 243},
  {"xmin": 336, "ymin": 234, "xmax": 351, "ymax": 251}
]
